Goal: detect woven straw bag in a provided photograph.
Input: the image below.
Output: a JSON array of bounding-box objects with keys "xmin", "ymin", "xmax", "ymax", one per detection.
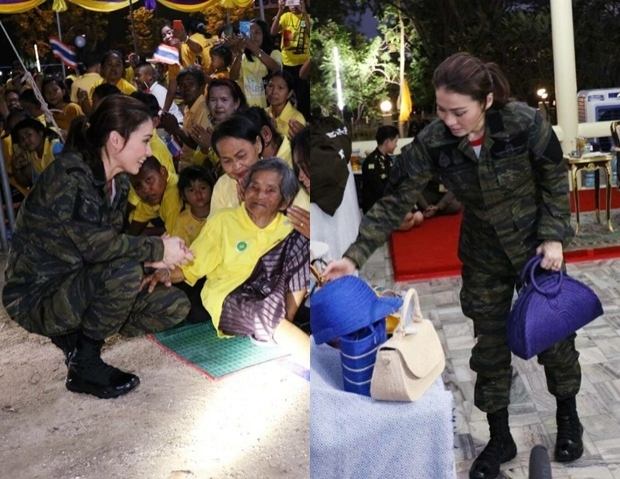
[
  {"xmin": 339, "ymin": 320, "xmax": 387, "ymax": 396},
  {"xmin": 508, "ymin": 255, "xmax": 604, "ymax": 360},
  {"xmin": 370, "ymin": 288, "xmax": 445, "ymax": 402}
]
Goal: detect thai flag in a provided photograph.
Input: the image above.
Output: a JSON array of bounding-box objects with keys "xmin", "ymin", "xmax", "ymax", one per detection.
[
  {"xmin": 152, "ymin": 44, "xmax": 180, "ymax": 65},
  {"xmin": 166, "ymin": 136, "xmax": 183, "ymax": 158},
  {"xmin": 49, "ymin": 37, "xmax": 78, "ymax": 69}
]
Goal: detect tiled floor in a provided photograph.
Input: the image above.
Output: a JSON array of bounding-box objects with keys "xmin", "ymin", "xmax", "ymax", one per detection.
[{"xmin": 359, "ymin": 244, "xmax": 620, "ymax": 479}]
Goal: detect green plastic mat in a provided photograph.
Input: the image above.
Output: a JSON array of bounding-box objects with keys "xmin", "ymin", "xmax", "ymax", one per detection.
[{"xmin": 150, "ymin": 322, "xmax": 289, "ymax": 380}]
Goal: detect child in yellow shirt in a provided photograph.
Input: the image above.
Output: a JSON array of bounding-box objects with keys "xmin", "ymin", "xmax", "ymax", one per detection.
[
  {"xmin": 127, "ymin": 156, "xmax": 183, "ymax": 236},
  {"xmin": 205, "ymin": 43, "xmax": 233, "ymax": 84},
  {"xmin": 12, "ymin": 117, "xmax": 62, "ymax": 189},
  {"xmin": 170, "ymin": 164, "xmax": 216, "ymax": 325},
  {"xmin": 171, "ymin": 164, "xmax": 215, "ymax": 246}
]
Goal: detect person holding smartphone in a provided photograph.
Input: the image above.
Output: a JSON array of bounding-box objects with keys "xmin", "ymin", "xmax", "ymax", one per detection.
[
  {"xmin": 161, "ymin": 20, "xmax": 209, "ymax": 113},
  {"xmin": 270, "ymin": 0, "xmax": 310, "ymax": 120},
  {"xmin": 229, "ymin": 19, "xmax": 282, "ymax": 108}
]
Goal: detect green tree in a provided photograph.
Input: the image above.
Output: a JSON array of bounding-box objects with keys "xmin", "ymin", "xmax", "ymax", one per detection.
[
  {"xmin": 125, "ymin": 7, "xmax": 166, "ymax": 53},
  {"xmin": 311, "ymin": 19, "xmax": 399, "ymax": 121},
  {"xmin": 201, "ymin": 4, "xmax": 256, "ymax": 36},
  {"xmin": 326, "ymin": 0, "xmax": 554, "ymax": 106},
  {"xmin": 7, "ymin": 5, "xmax": 108, "ymax": 64}
]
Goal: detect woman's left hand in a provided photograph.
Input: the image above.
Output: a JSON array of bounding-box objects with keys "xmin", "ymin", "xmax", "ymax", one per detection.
[
  {"xmin": 288, "ymin": 119, "xmax": 305, "ymax": 140},
  {"xmin": 536, "ymin": 240, "xmax": 564, "ymax": 271},
  {"xmin": 287, "ymin": 206, "xmax": 310, "ymax": 239},
  {"xmin": 172, "ymin": 26, "xmax": 188, "ymax": 45},
  {"xmin": 189, "ymin": 124, "xmax": 213, "ymax": 150}
]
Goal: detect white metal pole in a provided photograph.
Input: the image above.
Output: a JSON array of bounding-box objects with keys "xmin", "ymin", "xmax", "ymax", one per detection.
[
  {"xmin": 550, "ymin": 0, "xmax": 578, "ymax": 153},
  {"xmin": 55, "ymin": 11, "xmax": 66, "ymax": 79},
  {"xmin": 333, "ymin": 46, "xmax": 344, "ymax": 114},
  {"xmin": 34, "ymin": 44, "xmax": 41, "ymax": 73},
  {"xmin": 258, "ymin": 0, "xmax": 265, "ymax": 21}
]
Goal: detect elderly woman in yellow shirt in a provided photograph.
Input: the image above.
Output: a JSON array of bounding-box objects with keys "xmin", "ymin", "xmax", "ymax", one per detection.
[
  {"xmin": 208, "ymin": 114, "xmax": 309, "ymax": 221},
  {"xmin": 142, "ymin": 157, "xmax": 310, "ymax": 367},
  {"xmin": 265, "ymin": 70, "xmax": 306, "ymax": 140}
]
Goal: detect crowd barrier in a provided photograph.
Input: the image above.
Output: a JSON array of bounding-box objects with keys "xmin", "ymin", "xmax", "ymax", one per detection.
[{"xmin": 0, "ymin": 145, "xmax": 17, "ymax": 252}]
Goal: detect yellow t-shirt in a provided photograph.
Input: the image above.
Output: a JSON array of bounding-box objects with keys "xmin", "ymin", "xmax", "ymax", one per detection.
[
  {"xmin": 239, "ymin": 50, "xmax": 283, "ymax": 108},
  {"xmin": 89, "ymin": 78, "xmax": 137, "ymax": 99},
  {"xmin": 275, "ymin": 137, "xmax": 293, "ymax": 167},
  {"xmin": 182, "ymin": 204, "xmax": 294, "ymax": 334},
  {"xmin": 192, "ymin": 147, "xmax": 219, "ymax": 168},
  {"xmin": 170, "ymin": 208, "xmax": 207, "ymax": 246},
  {"xmin": 181, "ymin": 94, "xmax": 211, "ymax": 161},
  {"xmin": 211, "ymin": 70, "xmax": 230, "ymax": 80},
  {"xmin": 28, "ymin": 137, "xmax": 60, "ymax": 175},
  {"xmin": 2, "ymin": 136, "xmax": 30, "ymax": 197},
  {"xmin": 266, "ymin": 102, "xmax": 306, "ymax": 139},
  {"xmin": 278, "ymin": 12, "xmax": 310, "ymax": 66},
  {"xmin": 181, "ymin": 33, "xmax": 213, "ymax": 68},
  {"xmin": 209, "ymin": 170, "xmax": 309, "ymax": 216},
  {"xmin": 125, "ymin": 66, "xmax": 135, "ymax": 84},
  {"xmin": 70, "ymin": 73, "xmax": 103, "ymax": 103},
  {"xmin": 52, "ymin": 103, "xmax": 84, "ymax": 131},
  {"xmin": 128, "ymin": 131, "xmax": 176, "ymax": 207},
  {"xmin": 131, "ymin": 173, "xmax": 183, "ymax": 233},
  {"xmin": 168, "ymin": 64, "xmax": 181, "ymax": 82}
]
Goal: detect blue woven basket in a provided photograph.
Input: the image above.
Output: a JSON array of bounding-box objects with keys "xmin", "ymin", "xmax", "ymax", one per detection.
[
  {"xmin": 508, "ymin": 255, "xmax": 604, "ymax": 360},
  {"xmin": 339, "ymin": 320, "xmax": 387, "ymax": 396}
]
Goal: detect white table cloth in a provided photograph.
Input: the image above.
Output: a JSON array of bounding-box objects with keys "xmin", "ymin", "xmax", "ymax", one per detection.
[{"xmin": 310, "ymin": 338, "xmax": 456, "ymax": 479}]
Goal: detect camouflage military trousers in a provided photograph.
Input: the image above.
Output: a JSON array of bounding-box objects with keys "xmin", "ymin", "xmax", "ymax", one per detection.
[
  {"xmin": 460, "ymin": 264, "xmax": 581, "ymax": 414},
  {"xmin": 39, "ymin": 258, "xmax": 190, "ymax": 340}
]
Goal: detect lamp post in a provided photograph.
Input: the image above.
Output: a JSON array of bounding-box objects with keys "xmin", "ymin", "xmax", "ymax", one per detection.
[
  {"xmin": 380, "ymin": 100, "xmax": 392, "ymax": 125},
  {"xmin": 333, "ymin": 46, "xmax": 345, "ymax": 116}
]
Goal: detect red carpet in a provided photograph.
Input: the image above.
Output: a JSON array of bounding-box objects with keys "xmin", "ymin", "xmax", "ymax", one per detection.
[{"xmin": 389, "ymin": 189, "xmax": 620, "ymax": 282}]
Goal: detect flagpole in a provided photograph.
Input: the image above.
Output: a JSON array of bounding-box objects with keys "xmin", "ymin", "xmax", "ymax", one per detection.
[
  {"xmin": 56, "ymin": 11, "xmax": 66, "ymax": 79},
  {"xmin": 258, "ymin": 0, "xmax": 265, "ymax": 21},
  {"xmin": 128, "ymin": 0, "xmax": 139, "ymax": 54}
]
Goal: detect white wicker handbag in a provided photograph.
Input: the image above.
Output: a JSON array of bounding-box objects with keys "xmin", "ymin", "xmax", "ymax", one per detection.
[{"xmin": 370, "ymin": 288, "xmax": 445, "ymax": 402}]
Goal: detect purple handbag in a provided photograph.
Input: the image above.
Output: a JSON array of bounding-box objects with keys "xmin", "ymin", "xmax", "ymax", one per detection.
[{"xmin": 507, "ymin": 255, "xmax": 603, "ymax": 360}]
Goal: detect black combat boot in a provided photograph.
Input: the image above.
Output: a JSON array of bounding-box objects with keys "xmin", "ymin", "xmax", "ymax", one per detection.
[
  {"xmin": 469, "ymin": 408, "xmax": 517, "ymax": 479},
  {"xmin": 50, "ymin": 331, "xmax": 79, "ymax": 365},
  {"xmin": 66, "ymin": 333, "xmax": 140, "ymax": 399},
  {"xmin": 554, "ymin": 397, "xmax": 583, "ymax": 462}
]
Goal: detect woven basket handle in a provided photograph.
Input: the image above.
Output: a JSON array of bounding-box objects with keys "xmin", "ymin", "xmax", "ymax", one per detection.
[
  {"xmin": 393, "ymin": 288, "xmax": 424, "ymax": 338},
  {"xmin": 521, "ymin": 255, "xmax": 564, "ymax": 296},
  {"xmin": 520, "ymin": 254, "xmax": 544, "ymax": 285}
]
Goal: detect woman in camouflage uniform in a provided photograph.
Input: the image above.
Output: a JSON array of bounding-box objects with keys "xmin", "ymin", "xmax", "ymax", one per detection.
[
  {"xmin": 3, "ymin": 95, "xmax": 193, "ymax": 400},
  {"xmin": 325, "ymin": 52, "xmax": 583, "ymax": 479}
]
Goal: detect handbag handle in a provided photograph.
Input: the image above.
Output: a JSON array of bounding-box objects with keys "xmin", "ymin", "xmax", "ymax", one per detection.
[
  {"xmin": 523, "ymin": 254, "xmax": 563, "ymax": 297},
  {"xmin": 393, "ymin": 288, "xmax": 424, "ymax": 338}
]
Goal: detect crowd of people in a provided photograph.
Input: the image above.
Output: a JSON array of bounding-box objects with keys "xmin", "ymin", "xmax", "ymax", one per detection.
[
  {"xmin": 0, "ymin": 0, "xmax": 312, "ymax": 399},
  {"xmin": 0, "ymin": 7, "xmax": 590, "ymax": 478}
]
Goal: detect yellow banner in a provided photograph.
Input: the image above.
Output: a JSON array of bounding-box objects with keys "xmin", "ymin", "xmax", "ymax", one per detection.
[
  {"xmin": 67, "ymin": 0, "xmax": 130, "ymax": 12},
  {"xmin": 156, "ymin": 0, "xmax": 218, "ymax": 12},
  {"xmin": 0, "ymin": 0, "xmax": 46, "ymax": 14}
]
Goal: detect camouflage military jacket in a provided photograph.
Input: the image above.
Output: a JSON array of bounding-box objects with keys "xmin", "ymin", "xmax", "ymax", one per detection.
[
  {"xmin": 344, "ymin": 102, "xmax": 573, "ymax": 270},
  {"xmin": 3, "ymin": 152, "xmax": 164, "ymax": 331}
]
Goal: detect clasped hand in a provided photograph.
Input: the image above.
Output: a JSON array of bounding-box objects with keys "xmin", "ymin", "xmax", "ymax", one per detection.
[
  {"xmin": 536, "ymin": 240, "xmax": 563, "ymax": 271},
  {"xmin": 146, "ymin": 234, "xmax": 194, "ymax": 271}
]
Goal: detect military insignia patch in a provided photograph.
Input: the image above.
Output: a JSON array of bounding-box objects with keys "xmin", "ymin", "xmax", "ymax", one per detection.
[{"xmin": 439, "ymin": 154, "xmax": 451, "ymax": 167}]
